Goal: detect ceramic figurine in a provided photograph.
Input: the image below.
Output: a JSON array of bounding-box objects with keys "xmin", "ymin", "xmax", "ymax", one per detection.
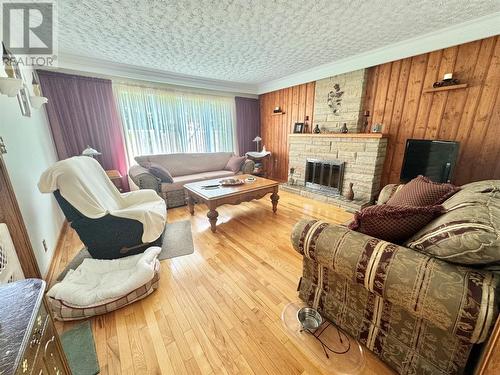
[
  {"xmin": 313, "ymin": 124, "xmax": 321, "ymax": 134},
  {"xmin": 288, "ymin": 167, "xmax": 295, "ymax": 185},
  {"xmin": 372, "ymin": 123, "xmax": 383, "ymax": 133},
  {"xmin": 340, "ymin": 123, "xmax": 348, "ymax": 133},
  {"xmin": 345, "ymin": 182, "xmax": 354, "ymax": 201}
]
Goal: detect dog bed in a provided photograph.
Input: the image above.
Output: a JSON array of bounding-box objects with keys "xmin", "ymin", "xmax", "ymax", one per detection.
[{"xmin": 47, "ymin": 247, "xmax": 161, "ymax": 321}]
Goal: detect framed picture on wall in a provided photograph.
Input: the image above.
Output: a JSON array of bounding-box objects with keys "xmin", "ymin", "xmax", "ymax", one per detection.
[{"xmin": 293, "ymin": 122, "xmax": 304, "ymax": 133}]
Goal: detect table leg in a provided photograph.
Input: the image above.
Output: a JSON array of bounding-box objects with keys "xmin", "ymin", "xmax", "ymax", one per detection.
[
  {"xmin": 187, "ymin": 195, "xmax": 195, "ymax": 215},
  {"xmin": 271, "ymin": 190, "xmax": 280, "ymax": 213},
  {"xmin": 207, "ymin": 209, "xmax": 219, "ymax": 233}
]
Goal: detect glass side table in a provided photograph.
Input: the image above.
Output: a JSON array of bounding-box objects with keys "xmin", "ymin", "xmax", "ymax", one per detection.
[{"xmin": 281, "ymin": 301, "xmax": 365, "ymax": 374}]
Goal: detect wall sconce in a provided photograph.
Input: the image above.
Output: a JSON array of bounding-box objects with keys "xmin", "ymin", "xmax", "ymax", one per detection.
[
  {"xmin": 0, "ymin": 76, "xmax": 23, "ymax": 97},
  {"xmin": 29, "ymin": 71, "xmax": 48, "ymax": 109},
  {"xmin": 0, "ymin": 42, "xmax": 23, "ymax": 97}
]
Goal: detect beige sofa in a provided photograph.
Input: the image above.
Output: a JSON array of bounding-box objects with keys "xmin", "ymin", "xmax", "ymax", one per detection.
[{"xmin": 129, "ymin": 152, "xmax": 255, "ymax": 208}]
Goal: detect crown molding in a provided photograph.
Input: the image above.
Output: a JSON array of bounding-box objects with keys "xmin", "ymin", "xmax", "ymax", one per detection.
[
  {"xmin": 257, "ymin": 12, "xmax": 500, "ymax": 94},
  {"xmin": 56, "ymin": 53, "xmax": 259, "ymax": 95},
  {"xmin": 55, "ymin": 12, "xmax": 500, "ymax": 96}
]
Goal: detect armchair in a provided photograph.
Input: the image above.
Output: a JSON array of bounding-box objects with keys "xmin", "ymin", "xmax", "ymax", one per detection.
[{"xmin": 39, "ymin": 157, "xmax": 166, "ymax": 259}]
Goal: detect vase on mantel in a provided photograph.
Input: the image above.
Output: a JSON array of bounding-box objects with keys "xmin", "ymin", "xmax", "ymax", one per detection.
[
  {"xmin": 313, "ymin": 124, "xmax": 321, "ymax": 134},
  {"xmin": 345, "ymin": 183, "xmax": 354, "ymax": 201}
]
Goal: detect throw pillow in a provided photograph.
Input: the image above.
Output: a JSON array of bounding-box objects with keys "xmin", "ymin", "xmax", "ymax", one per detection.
[
  {"xmin": 386, "ymin": 175, "xmax": 459, "ymax": 207},
  {"xmin": 134, "ymin": 156, "xmax": 149, "ymax": 168},
  {"xmin": 225, "ymin": 156, "xmax": 246, "ymax": 173},
  {"xmin": 148, "ymin": 163, "xmax": 173, "ymax": 183},
  {"xmin": 348, "ymin": 204, "xmax": 444, "ymax": 244},
  {"xmin": 405, "ymin": 180, "xmax": 500, "ymax": 265}
]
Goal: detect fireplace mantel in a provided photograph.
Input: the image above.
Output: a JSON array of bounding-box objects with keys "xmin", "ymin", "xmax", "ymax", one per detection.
[{"xmin": 289, "ymin": 133, "xmax": 387, "ymax": 139}]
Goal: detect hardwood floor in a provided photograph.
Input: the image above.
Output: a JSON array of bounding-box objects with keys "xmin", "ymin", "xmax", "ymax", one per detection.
[{"xmin": 49, "ymin": 190, "xmax": 395, "ymax": 375}]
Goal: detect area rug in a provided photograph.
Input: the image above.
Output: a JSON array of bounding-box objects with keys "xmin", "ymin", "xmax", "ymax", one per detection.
[
  {"xmin": 60, "ymin": 321, "xmax": 100, "ymax": 375},
  {"xmin": 159, "ymin": 220, "xmax": 194, "ymax": 260},
  {"xmin": 57, "ymin": 220, "xmax": 194, "ymax": 281}
]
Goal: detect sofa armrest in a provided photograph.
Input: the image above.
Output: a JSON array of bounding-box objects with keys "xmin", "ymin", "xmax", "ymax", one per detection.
[
  {"xmin": 291, "ymin": 219, "xmax": 498, "ymax": 343},
  {"xmin": 128, "ymin": 165, "xmax": 161, "ymax": 192},
  {"xmin": 241, "ymin": 159, "xmax": 255, "ymax": 174}
]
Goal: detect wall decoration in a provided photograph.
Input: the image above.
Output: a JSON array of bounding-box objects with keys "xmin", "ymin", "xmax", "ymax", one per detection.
[
  {"xmin": 17, "ymin": 81, "xmax": 32, "ymax": 117},
  {"xmin": 372, "ymin": 123, "xmax": 383, "ymax": 133},
  {"xmin": 314, "ymin": 69, "xmax": 367, "ymax": 133},
  {"xmin": 293, "ymin": 122, "xmax": 304, "ymax": 134},
  {"xmin": 2, "ymin": 42, "xmax": 15, "ymax": 78},
  {"xmin": 345, "ymin": 182, "xmax": 354, "ymax": 201},
  {"xmin": 327, "ymin": 83, "xmax": 344, "ymax": 115},
  {"xmin": 433, "ymin": 73, "xmax": 460, "ymax": 88},
  {"xmin": 3, "ymin": 44, "xmax": 31, "ymax": 116}
]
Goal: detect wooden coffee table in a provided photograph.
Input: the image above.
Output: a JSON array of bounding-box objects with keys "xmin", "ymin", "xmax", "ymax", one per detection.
[{"xmin": 184, "ymin": 174, "xmax": 279, "ymax": 232}]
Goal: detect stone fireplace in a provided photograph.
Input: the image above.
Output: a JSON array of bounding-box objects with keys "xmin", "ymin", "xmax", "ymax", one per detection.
[
  {"xmin": 281, "ymin": 69, "xmax": 387, "ymax": 212},
  {"xmin": 284, "ymin": 133, "xmax": 387, "ymax": 211}
]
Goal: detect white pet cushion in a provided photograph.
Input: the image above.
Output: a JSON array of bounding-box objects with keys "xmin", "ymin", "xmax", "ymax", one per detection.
[{"xmin": 47, "ymin": 247, "xmax": 161, "ymax": 307}]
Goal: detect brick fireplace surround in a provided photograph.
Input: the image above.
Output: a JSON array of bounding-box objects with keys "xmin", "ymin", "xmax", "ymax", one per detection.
[
  {"xmin": 282, "ymin": 133, "xmax": 387, "ymax": 212},
  {"xmin": 280, "ymin": 68, "xmax": 387, "ymax": 212}
]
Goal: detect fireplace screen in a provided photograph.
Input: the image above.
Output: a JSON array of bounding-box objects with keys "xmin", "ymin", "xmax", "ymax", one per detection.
[{"xmin": 305, "ymin": 159, "xmax": 345, "ymax": 194}]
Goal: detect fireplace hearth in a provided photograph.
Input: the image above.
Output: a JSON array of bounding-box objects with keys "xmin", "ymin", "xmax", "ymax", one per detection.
[{"xmin": 305, "ymin": 159, "xmax": 345, "ymax": 195}]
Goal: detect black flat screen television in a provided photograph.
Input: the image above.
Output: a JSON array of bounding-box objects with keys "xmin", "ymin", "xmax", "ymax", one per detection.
[{"xmin": 400, "ymin": 139, "xmax": 459, "ymax": 183}]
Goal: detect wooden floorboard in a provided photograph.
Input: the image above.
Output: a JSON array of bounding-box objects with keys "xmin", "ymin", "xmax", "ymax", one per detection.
[{"xmin": 49, "ymin": 190, "xmax": 395, "ymax": 375}]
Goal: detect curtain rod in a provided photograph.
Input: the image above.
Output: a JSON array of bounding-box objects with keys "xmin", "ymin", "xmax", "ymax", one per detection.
[{"xmin": 112, "ymin": 80, "xmax": 240, "ymax": 99}]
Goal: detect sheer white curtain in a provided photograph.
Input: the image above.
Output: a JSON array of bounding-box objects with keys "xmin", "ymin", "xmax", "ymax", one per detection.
[{"xmin": 113, "ymin": 84, "xmax": 236, "ymax": 162}]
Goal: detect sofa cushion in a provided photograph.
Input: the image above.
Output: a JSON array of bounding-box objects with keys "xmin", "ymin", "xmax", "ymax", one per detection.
[
  {"xmin": 225, "ymin": 155, "xmax": 246, "ymax": 173},
  {"xmin": 386, "ymin": 175, "xmax": 459, "ymax": 207},
  {"xmin": 135, "ymin": 152, "xmax": 234, "ymax": 177},
  {"xmin": 406, "ymin": 180, "xmax": 500, "ymax": 265},
  {"xmin": 148, "ymin": 163, "xmax": 173, "ymax": 183},
  {"xmin": 160, "ymin": 170, "xmax": 235, "ymax": 192},
  {"xmin": 348, "ymin": 204, "xmax": 444, "ymax": 244}
]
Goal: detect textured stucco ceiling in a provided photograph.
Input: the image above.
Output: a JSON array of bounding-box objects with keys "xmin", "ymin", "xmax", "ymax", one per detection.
[{"xmin": 58, "ymin": 0, "xmax": 500, "ymax": 85}]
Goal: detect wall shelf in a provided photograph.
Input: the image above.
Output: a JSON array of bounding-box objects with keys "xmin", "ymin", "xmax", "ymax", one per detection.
[
  {"xmin": 423, "ymin": 83, "xmax": 468, "ymax": 93},
  {"xmin": 271, "ymin": 112, "xmax": 285, "ymax": 116}
]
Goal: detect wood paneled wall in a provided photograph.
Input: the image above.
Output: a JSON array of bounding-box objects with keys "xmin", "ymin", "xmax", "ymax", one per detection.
[
  {"xmin": 260, "ymin": 82, "xmax": 315, "ymax": 181},
  {"xmin": 364, "ymin": 36, "xmax": 500, "ymax": 187}
]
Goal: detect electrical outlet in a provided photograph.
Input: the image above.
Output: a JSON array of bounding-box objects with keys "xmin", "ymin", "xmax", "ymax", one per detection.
[{"xmin": 42, "ymin": 239, "xmax": 48, "ymax": 252}]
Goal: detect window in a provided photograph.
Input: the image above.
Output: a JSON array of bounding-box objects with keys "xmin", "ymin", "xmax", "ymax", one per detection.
[{"xmin": 114, "ymin": 84, "xmax": 236, "ymax": 162}]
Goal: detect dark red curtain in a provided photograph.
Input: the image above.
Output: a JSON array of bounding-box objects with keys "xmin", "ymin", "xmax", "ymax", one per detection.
[
  {"xmin": 37, "ymin": 70, "xmax": 129, "ymax": 189},
  {"xmin": 235, "ymin": 97, "xmax": 260, "ymax": 155}
]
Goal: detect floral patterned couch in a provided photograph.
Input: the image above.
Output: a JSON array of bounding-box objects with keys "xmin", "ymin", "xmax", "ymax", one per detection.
[{"xmin": 291, "ymin": 180, "xmax": 500, "ymax": 375}]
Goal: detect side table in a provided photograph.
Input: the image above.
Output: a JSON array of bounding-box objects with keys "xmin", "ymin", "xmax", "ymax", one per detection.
[{"xmin": 105, "ymin": 169, "xmax": 123, "ymax": 192}]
